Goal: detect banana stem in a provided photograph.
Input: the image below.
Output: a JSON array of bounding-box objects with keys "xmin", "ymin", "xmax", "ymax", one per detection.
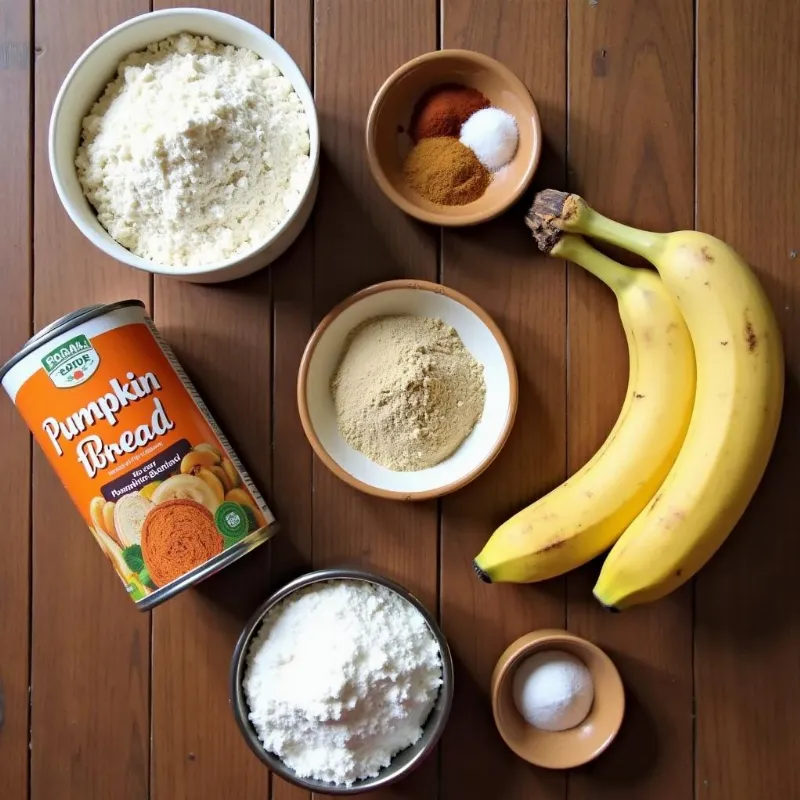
[
  {"xmin": 552, "ymin": 234, "xmax": 634, "ymax": 292},
  {"xmin": 531, "ymin": 190, "xmax": 666, "ymax": 262}
]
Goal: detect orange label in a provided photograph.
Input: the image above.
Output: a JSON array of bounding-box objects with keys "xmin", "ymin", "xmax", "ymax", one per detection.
[{"xmin": 7, "ymin": 304, "xmax": 275, "ymax": 606}]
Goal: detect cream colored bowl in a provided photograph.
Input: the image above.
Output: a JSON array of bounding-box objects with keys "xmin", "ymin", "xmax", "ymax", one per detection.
[
  {"xmin": 298, "ymin": 280, "xmax": 518, "ymax": 501},
  {"xmin": 49, "ymin": 8, "xmax": 320, "ymax": 283}
]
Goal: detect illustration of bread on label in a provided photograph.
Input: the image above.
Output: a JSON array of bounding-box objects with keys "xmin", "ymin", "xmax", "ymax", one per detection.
[
  {"xmin": 151, "ymin": 473, "xmax": 222, "ymax": 513},
  {"xmin": 89, "ymin": 496, "xmax": 122, "ymax": 546},
  {"xmin": 141, "ymin": 498, "xmax": 224, "ymax": 587},
  {"xmin": 114, "ymin": 492, "xmax": 154, "ymax": 548},
  {"xmin": 87, "ymin": 495, "xmax": 143, "ymax": 587}
]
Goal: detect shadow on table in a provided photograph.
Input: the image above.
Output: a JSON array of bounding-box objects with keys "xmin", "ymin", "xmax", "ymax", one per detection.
[
  {"xmin": 439, "ymin": 648, "xmax": 566, "ymax": 798},
  {"xmin": 568, "ymin": 650, "xmax": 661, "ymax": 788},
  {"xmin": 694, "ymin": 365, "xmax": 800, "ymax": 645},
  {"xmin": 193, "ymin": 541, "xmax": 273, "ymax": 622}
]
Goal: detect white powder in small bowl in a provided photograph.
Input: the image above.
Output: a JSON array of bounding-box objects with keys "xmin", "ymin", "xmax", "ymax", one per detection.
[
  {"xmin": 460, "ymin": 107, "xmax": 519, "ymax": 171},
  {"xmin": 242, "ymin": 580, "xmax": 443, "ymax": 786},
  {"xmin": 512, "ymin": 649, "xmax": 594, "ymax": 731}
]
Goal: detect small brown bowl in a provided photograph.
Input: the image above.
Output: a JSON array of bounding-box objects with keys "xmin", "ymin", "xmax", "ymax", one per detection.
[
  {"xmin": 491, "ymin": 630, "xmax": 625, "ymax": 770},
  {"xmin": 366, "ymin": 49, "xmax": 542, "ymax": 226}
]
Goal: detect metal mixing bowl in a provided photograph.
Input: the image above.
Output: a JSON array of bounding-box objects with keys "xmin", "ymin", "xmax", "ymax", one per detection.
[{"xmin": 229, "ymin": 568, "xmax": 455, "ymax": 794}]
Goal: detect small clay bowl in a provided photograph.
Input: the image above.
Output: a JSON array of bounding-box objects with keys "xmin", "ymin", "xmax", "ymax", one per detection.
[
  {"xmin": 366, "ymin": 49, "xmax": 541, "ymax": 226},
  {"xmin": 491, "ymin": 630, "xmax": 625, "ymax": 770}
]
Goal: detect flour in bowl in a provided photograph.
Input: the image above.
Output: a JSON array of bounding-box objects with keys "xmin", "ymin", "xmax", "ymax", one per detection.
[
  {"xmin": 76, "ymin": 33, "xmax": 311, "ymax": 267},
  {"xmin": 242, "ymin": 580, "xmax": 443, "ymax": 786}
]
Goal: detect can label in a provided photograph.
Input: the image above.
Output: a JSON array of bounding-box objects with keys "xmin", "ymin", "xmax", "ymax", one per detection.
[{"xmin": 3, "ymin": 303, "xmax": 275, "ymax": 605}]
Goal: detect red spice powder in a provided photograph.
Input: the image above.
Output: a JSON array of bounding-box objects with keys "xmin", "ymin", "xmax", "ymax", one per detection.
[{"xmin": 410, "ymin": 83, "xmax": 490, "ymax": 142}]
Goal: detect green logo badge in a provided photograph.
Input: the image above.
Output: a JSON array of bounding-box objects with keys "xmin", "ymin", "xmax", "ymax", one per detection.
[
  {"xmin": 41, "ymin": 334, "xmax": 100, "ymax": 388},
  {"xmin": 215, "ymin": 501, "xmax": 253, "ymax": 548}
]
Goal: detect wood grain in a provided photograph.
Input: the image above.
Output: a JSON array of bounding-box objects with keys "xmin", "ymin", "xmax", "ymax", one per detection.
[
  {"xmin": 440, "ymin": 2, "xmax": 568, "ymax": 799},
  {"xmin": 695, "ymin": 1, "xmax": 800, "ymax": 797},
  {"xmin": 565, "ymin": 2, "xmax": 694, "ymax": 798},
  {"xmin": 270, "ymin": 5, "xmax": 314, "ymax": 799},
  {"xmin": 31, "ymin": 1, "xmax": 151, "ymax": 798},
  {"xmin": 12, "ymin": 0, "xmax": 800, "ymax": 797},
  {"xmin": 0, "ymin": 0, "xmax": 31, "ymax": 796},
  {"xmin": 270, "ymin": 3, "xmax": 314, "ymax": 797},
  {"xmin": 312, "ymin": 1, "xmax": 438, "ymax": 797},
  {"xmin": 148, "ymin": 1, "xmax": 273, "ymax": 798},
  {"xmin": 271, "ymin": 0, "xmax": 314, "ymax": 591}
]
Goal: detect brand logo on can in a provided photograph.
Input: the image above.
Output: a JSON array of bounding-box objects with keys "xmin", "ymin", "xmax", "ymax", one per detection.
[{"xmin": 41, "ymin": 334, "xmax": 100, "ymax": 388}]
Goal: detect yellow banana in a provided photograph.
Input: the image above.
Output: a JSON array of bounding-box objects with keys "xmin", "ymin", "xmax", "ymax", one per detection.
[
  {"xmin": 534, "ymin": 191, "xmax": 784, "ymax": 609},
  {"xmin": 473, "ymin": 233, "xmax": 695, "ymax": 583}
]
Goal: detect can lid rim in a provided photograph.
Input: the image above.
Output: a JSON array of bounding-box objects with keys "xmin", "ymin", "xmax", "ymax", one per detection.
[{"xmin": 0, "ymin": 299, "xmax": 146, "ymax": 384}]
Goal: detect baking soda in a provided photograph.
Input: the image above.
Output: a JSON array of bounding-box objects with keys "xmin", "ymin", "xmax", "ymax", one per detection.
[{"xmin": 512, "ymin": 650, "xmax": 594, "ymax": 731}]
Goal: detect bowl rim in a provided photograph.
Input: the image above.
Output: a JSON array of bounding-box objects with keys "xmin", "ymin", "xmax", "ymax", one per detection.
[
  {"xmin": 48, "ymin": 7, "xmax": 320, "ymax": 279},
  {"xmin": 297, "ymin": 278, "xmax": 519, "ymax": 501},
  {"xmin": 490, "ymin": 629, "xmax": 626, "ymax": 769},
  {"xmin": 229, "ymin": 567, "xmax": 455, "ymax": 794},
  {"xmin": 365, "ymin": 48, "xmax": 542, "ymax": 227}
]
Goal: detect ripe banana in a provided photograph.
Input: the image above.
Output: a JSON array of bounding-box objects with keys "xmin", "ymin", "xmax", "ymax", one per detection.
[
  {"xmin": 533, "ymin": 191, "xmax": 784, "ymax": 609},
  {"xmin": 473, "ymin": 233, "xmax": 695, "ymax": 583}
]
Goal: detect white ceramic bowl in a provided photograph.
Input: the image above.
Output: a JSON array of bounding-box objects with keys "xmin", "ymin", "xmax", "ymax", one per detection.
[
  {"xmin": 298, "ymin": 280, "xmax": 518, "ymax": 501},
  {"xmin": 49, "ymin": 8, "xmax": 320, "ymax": 283}
]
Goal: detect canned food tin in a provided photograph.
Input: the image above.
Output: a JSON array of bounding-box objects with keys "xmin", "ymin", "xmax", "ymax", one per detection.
[{"xmin": 0, "ymin": 300, "xmax": 277, "ymax": 610}]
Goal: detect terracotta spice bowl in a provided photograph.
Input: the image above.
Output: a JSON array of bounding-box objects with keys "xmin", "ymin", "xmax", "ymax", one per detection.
[
  {"xmin": 491, "ymin": 629, "xmax": 626, "ymax": 770},
  {"xmin": 366, "ymin": 49, "xmax": 542, "ymax": 226}
]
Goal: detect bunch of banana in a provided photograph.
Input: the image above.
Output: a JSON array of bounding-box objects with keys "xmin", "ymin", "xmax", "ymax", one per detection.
[
  {"xmin": 474, "ymin": 190, "xmax": 785, "ymax": 611},
  {"xmin": 541, "ymin": 191, "xmax": 784, "ymax": 609},
  {"xmin": 473, "ymin": 233, "xmax": 696, "ymax": 583}
]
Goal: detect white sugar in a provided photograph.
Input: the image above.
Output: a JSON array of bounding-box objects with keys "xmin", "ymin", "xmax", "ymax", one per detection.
[{"xmin": 460, "ymin": 107, "xmax": 519, "ymax": 171}]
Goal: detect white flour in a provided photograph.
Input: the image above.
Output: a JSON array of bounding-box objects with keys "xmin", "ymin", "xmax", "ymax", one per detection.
[
  {"xmin": 76, "ymin": 34, "xmax": 311, "ymax": 267},
  {"xmin": 243, "ymin": 580, "xmax": 442, "ymax": 786}
]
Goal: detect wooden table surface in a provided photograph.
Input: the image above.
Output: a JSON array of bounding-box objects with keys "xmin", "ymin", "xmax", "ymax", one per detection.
[{"xmin": 2, "ymin": 0, "xmax": 799, "ymax": 798}]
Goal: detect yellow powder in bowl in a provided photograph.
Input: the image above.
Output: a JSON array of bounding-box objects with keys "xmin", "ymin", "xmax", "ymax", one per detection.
[
  {"xmin": 403, "ymin": 137, "xmax": 491, "ymax": 206},
  {"xmin": 330, "ymin": 315, "xmax": 486, "ymax": 471}
]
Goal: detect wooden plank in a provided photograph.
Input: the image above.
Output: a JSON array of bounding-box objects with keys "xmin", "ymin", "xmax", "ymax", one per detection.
[
  {"xmin": 271, "ymin": 0, "xmax": 314, "ymax": 590},
  {"xmin": 439, "ymin": 2, "xmax": 568, "ymax": 799},
  {"xmin": 270, "ymin": 5, "xmax": 315, "ymax": 797},
  {"xmin": 148, "ymin": 1, "xmax": 272, "ymax": 799},
  {"xmin": 0, "ymin": 0, "xmax": 32, "ymax": 796},
  {"xmin": 565, "ymin": 2, "xmax": 694, "ymax": 798},
  {"xmin": 31, "ymin": 1, "xmax": 151, "ymax": 798},
  {"xmin": 695, "ymin": 2, "xmax": 800, "ymax": 797},
  {"xmin": 312, "ymin": 1, "xmax": 438, "ymax": 797}
]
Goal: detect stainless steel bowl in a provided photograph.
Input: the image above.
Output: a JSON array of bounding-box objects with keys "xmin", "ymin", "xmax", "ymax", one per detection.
[{"xmin": 229, "ymin": 567, "xmax": 455, "ymax": 794}]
